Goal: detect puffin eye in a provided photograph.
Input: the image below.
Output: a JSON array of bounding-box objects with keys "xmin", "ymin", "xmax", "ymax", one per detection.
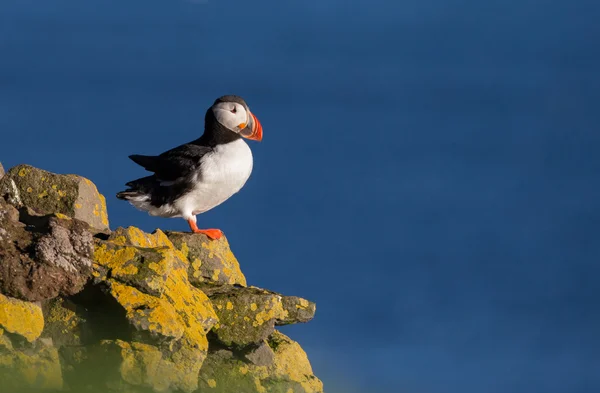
[{"xmin": 230, "ymin": 106, "xmax": 237, "ymax": 114}]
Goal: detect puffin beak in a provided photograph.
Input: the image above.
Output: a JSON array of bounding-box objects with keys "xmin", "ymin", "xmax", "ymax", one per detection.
[{"xmin": 240, "ymin": 112, "xmax": 263, "ymax": 141}]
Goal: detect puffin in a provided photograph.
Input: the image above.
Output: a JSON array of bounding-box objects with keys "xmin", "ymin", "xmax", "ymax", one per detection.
[{"xmin": 116, "ymin": 95, "xmax": 262, "ymax": 240}]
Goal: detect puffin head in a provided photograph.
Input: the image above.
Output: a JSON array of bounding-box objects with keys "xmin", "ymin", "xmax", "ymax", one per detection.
[{"xmin": 208, "ymin": 95, "xmax": 263, "ymax": 142}]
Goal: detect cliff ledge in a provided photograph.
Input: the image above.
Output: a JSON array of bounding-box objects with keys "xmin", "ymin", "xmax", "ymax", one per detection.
[{"xmin": 0, "ymin": 163, "xmax": 322, "ymax": 393}]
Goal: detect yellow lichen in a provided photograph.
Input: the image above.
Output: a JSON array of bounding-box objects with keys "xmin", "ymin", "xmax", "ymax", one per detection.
[
  {"xmin": 250, "ymin": 303, "xmax": 258, "ymax": 311},
  {"xmin": 253, "ymin": 301, "xmax": 285, "ymax": 328},
  {"xmin": 269, "ymin": 331, "xmax": 322, "ymax": 393},
  {"xmin": 112, "ymin": 227, "xmax": 173, "ymax": 249},
  {"xmin": 192, "ymin": 259, "xmax": 201, "ymax": 270},
  {"xmin": 98, "ymin": 194, "xmax": 109, "ymax": 227},
  {"xmin": 38, "ymin": 190, "xmax": 48, "ymax": 198},
  {"xmin": 110, "ymin": 282, "xmax": 185, "ymax": 340},
  {"xmin": 207, "ymin": 379, "xmax": 217, "ymax": 388},
  {"xmin": 0, "ymin": 294, "xmax": 44, "ymax": 342},
  {"xmin": 239, "ymin": 365, "xmax": 249, "ymax": 375},
  {"xmin": 180, "ymin": 242, "xmax": 190, "ymax": 257},
  {"xmin": 226, "ymin": 302, "xmax": 234, "ymax": 310},
  {"xmin": 93, "ymin": 244, "xmax": 139, "ymax": 277},
  {"xmin": 296, "ymin": 298, "xmax": 310, "ymax": 309},
  {"xmin": 18, "ymin": 168, "xmax": 29, "ymax": 177},
  {"xmin": 26, "ymin": 187, "xmax": 32, "ymax": 193},
  {"xmin": 254, "ymin": 377, "xmax": 266, "ymax": 393},
  {"xmin": 74, "ymin": 203, "xmax": 82, "ymax": 209},
  {"xmin": 199, "ymin": 238, "xmax": 247, "ymax": 286}
]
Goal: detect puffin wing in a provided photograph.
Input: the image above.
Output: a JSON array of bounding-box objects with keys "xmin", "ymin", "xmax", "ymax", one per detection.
[{"xmin": 129, "ymin": 143, "xmax": 213, "ymax": 183}]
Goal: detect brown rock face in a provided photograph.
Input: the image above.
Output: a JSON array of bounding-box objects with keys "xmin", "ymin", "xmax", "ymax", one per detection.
[
  {"xmin": 0, "ymin": 198, "xmax": 94, "ymax": 302},
  {"xmin": 0, "ymin": 164, "xmax": 322, "ymax": 393}
]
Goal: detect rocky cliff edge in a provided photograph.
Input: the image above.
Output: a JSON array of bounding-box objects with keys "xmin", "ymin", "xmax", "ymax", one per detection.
[{"xmin": 0, "ymin": 163, "xmax": 322, "ymax": 393}]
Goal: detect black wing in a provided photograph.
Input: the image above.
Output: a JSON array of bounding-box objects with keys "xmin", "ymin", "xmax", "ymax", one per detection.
[{"xmin": 128, "ymin": 142, "xmax": 212, "ymax": 182}]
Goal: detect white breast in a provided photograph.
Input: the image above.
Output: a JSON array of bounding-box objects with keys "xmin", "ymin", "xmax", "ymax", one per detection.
[{"xmin": 174, "ymin": 138, "xmax": 253, "ymax": 217}]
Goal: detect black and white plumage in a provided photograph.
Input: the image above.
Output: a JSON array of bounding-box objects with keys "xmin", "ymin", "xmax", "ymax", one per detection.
[{"xmin": 116, "ymin": 95, "xmax": 263, "ymax": 239}]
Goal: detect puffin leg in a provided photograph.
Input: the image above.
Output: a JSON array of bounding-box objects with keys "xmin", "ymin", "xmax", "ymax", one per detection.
[{"xmin": 186, "ymin": 218, "xmax": 223, "ymax": 240}]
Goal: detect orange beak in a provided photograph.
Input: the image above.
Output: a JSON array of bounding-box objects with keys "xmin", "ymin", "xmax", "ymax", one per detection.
[{"xmin": 240, "ymin": 113, "xmax": 263, "ymax": 141}]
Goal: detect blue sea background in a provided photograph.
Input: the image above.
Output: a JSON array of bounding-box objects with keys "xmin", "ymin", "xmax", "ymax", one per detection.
[{"xmin": 1, "ymin": 1, "xmax": 599, "ymax": 392}]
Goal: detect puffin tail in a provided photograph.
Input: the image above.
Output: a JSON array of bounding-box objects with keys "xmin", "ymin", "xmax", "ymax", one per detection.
[
  {"xmin": 116, "ymin": 176, "xmax": 155, "ymax": 203},
  {"xmin": 116, "ymin": 190, "xmax": 147, "ymax": 201}
]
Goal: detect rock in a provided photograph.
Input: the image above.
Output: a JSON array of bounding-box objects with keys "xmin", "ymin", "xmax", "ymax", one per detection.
[
  {"xmin": 0, "ymin": 162, "xmax": 4, "ymax": 179},
  {"xmin": 94, "ymin": 228, "xmax": 218, "ymax": 338},
  {"xmin": 166, "ymin": 231, "xmax": 247, "ymax": 287},
  {"xmin": 42, "ymin": 297, "xmax": 86, "ymax": 348},
  {"xmin": 36, "ymin": 216, "xmax": 95, "ymax": 277},
  {"xmin": 91, "ymin": 227, "xmax": 219, "ymax": 392},
  {"xmin": 279, "ymin": 296, "xmax": 317, "ymax": 325},
  {"xmin": 205, "ymin": 285, "xmax": 315, "ymax": 347},
  {"xmin": 0, "ymin": 163, "xmax": 321, "ymax": 393},
  {"xmin": 0, "ymin": 293, "xmax": 44, "ymax": 342},
  {"xmin": 95, "ymin": 339, "xmax": 203, "ymax": 393},
  {"xmin": 197, "ymin": 330, "xmax": 323, "ymax": 393},
  {"xmin": 0, "ymin": 164, "xmax": 109, "ymax": 231},
  {"xmin": 0, "ymin": 199, "xmax": 94, "ymax": 302},
  {"xmin": 245, "ymin": 340, "xmax": 276, "ymax": 366},
  {"xmin": 0, "ymin": 335, "xmax": 63, "ymax": 392}
]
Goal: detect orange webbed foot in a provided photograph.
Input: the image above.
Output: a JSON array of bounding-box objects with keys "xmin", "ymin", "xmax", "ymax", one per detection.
[
  {"xmin": 193, "ymin": 228, "xmax": 223, "ymax": 240},
  {"xmin": 187, "ymin": 219, "xmax": 223, "ymax": 240}
]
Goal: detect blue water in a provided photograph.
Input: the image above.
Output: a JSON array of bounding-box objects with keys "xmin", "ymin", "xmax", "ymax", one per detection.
[{"xmin": 1, "ymin": 1, "xmax": 599, "ymax": 392}]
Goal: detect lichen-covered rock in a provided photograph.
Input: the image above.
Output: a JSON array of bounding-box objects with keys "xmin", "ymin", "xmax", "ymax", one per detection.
[
  {"xmin": 0, "ymin": 163, "xmax": 321, "ymax": 393},
  {"xmin": 42, "ymin": 297, "xmax": 86, "ymax": 348},
  {"xmin": 0, "ymin": 162, "xmax": 4, "ymax": 180},
  {"xmin": 91, "ymin": 227, "xmax": 219, "ymax": 392},
  {"xmin": 94, "ymin": 229, "xmax": 218, "ymax": 338},
  {"xmin": 198, "ymin": 331, "xmax": 323, "ymax": 393},
  {"xmin": 209, "ymin": 287, "xmax": 286, "ymax": 347},
  {"xmin": 109, "ymin": 281, "xmax": 185, "ymax": 342},
  {"xmin": 95, "ymin": 339, "xmax": 204, "ymax": 393},
  {"xmin": 205, "ymin": 286, "xmax": 315, "ymax": 348},
  {"xmin": 0, "ymin": 293, "xmax": 44, "ymax": 342},
  {"xmin": 279, "ymin": 296, "xmax": 317, "ymax": 326},
  {"xmin": 0, "ymin": 199, "xmax": 94, "ymax": 302},
  {"xmin": 0, "ymin": 335, "xmax": 63, "ymax": 392},
  {"xmin": 0, "ymin": 164, "xmax": 109, "ymax": 231},
  {"xmin": 166, "ymin": 231, "xmax": 246, "ymax": 287}
]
